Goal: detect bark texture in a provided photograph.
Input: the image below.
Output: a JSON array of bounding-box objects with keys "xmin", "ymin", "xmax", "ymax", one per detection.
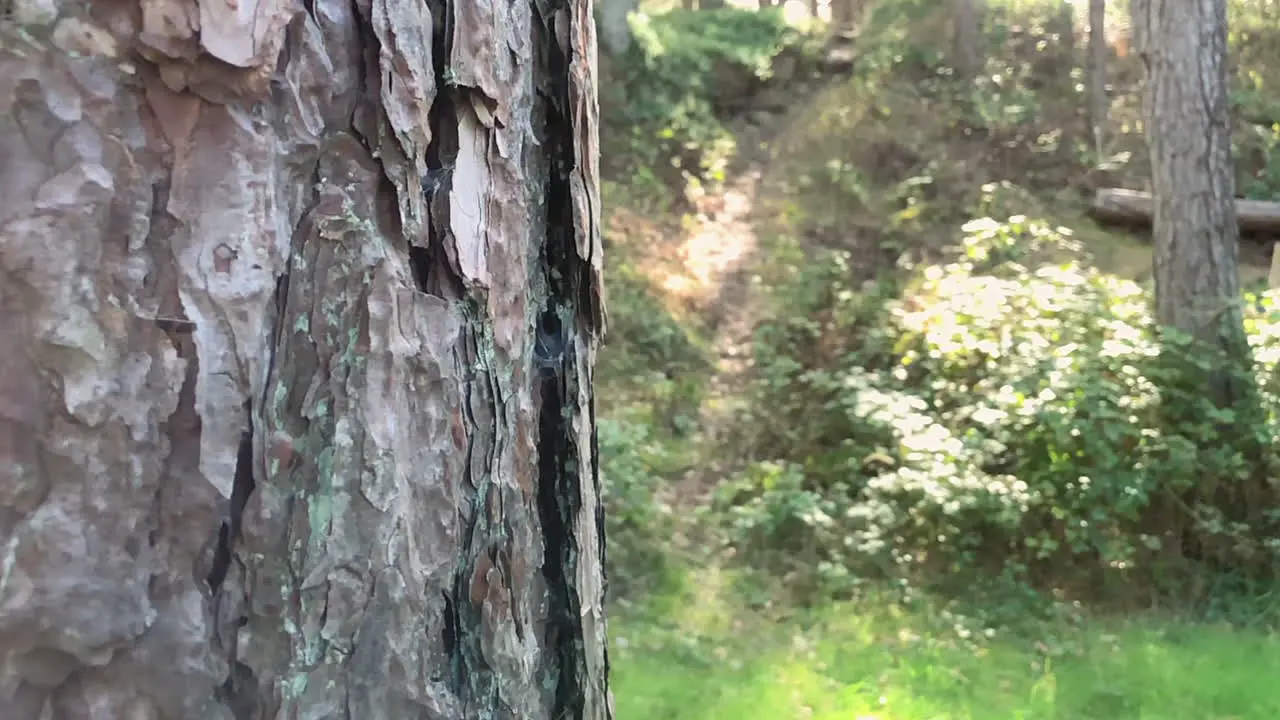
[
  {"xmin": 0, "ymin": 0, "xmax": 611, "ymax": 717},
  {"xmin": 1133, "ymin": 0, "xmax": 1250, "ymax": 381}
]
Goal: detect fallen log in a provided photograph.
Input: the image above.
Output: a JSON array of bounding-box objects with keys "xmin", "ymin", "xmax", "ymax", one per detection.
[{"xmin": 1091, "ymin": 188, "xmax": 1280, "ymax": 235}]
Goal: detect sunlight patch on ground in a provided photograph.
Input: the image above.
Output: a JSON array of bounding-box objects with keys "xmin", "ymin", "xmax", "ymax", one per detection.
[
  {"xmin": 669, "ymin": 173, "xmax": 760, "ymax": 301},
  {"xmin": 604, "ymin": 177, "xmax": 762, "ymax": 314}
]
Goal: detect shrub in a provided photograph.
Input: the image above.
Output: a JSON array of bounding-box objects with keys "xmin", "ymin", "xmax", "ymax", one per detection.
[
  {"xmin": 600, "ymin": 413, "xmax": 682, "ymax": 600},
  {"xmin": 723, "ymin": 215, "xmax": 1280, "ymax": 605}
]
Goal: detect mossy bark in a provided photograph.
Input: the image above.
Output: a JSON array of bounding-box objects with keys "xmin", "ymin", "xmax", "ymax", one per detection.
[{"xmin": 0, "ymin": 0, "xmax": 611, "ymax": 717}]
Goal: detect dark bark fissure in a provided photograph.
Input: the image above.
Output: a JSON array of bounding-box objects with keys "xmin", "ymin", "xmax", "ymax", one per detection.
[
  {"xmin": 206, "ymin": 425, "xmax": 254, "ymax": 595},
  {"xmin": 534, "ymin": 307, "xmax": 582, "ymax": 717},
  {"xmin": 414, "ymin": 0, "xmax": 464, "ymax": 300},
  {"xmin": 534, "ymin": 5, "xmax": 592, "ymax": 715}
]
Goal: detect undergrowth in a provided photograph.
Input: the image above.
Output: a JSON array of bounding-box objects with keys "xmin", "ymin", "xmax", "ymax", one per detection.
[
  {"xmin": 596, "ymin": 0, "xmax": 1280, "ymax": 625},
  {"xmin": 724, "ymin": 214, "xmax": 1280, "ymax": 609}
]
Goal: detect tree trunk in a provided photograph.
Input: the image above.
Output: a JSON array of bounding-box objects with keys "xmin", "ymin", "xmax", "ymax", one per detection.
[
  {"xmin": 597, "ymin": 0, "xmax": 636, "ymax": 55},
  {"xmin": 1088, "ymin": 0, "xmax": 1109, "ymax": 155},
  {"xmin": 1133, "ymin": 0, "xmax": 1252, "ymax": 402},
  {"xmin": 952, "ymin": 0, "xmax": 983, "ymax": 79},
  {"xmin": 831, "ymin": 0, "xmax": 859, "ymax": 34},
  {"xmin": 0, "ymin": 0, "xmax": 612, "ymax": 718}
]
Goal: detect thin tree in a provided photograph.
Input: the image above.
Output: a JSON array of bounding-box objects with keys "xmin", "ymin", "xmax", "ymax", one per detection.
[
  {"xmin": 952, "ymin": 0, "xmax": 983, "ymax": 79},
  {"xmin": 0, "ymin": 0, "xmax": 611, "ymax": 717},
  {"xmin": 831, "ymin": 0, "xmax": 862, "ymax": 35},
  {"xmin": 1088, "ymin": 0, "xmax": 1109, "ymax": 156}
]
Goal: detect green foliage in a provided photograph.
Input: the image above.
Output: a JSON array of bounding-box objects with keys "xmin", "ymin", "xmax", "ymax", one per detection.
[
  {"xmin": 1235, "ymin": 118, "xmax": 1280, "ymax": 200},
  {"xmin": 598, "ymin": 259, "xmax": 711, "ymax": 430},
  {"xmin": 612, "ymin": 586, "xmax": 1280, "ymax": 720},
  {"xmin": 599, "ymin": 413, "xmax": 682, "ymax": 599},
  {"xmin": 595, "ymin": 253, "xmax": 710, "ymax": 599},
  {"xmin": 723, "ymin": 216, "xmax": 1280, "ymax": 605},
  {"xmin": 601, "ymin": 8, "xmax": 808, "ymax": 203}
]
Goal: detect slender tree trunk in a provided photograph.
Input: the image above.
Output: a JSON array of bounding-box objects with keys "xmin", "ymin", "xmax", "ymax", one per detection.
[
  {"xmin": 952, "ymin": 0, "xmax": 983, "ymax": 79},
  {"xmin": 1133, "ymin": 0, "xmax": 1251, "ymax": 400},
  {"xmin": 0, "ymin": 0, "xmax": 611, "ymax": 718},
  {"xmin": 831, "ymin": 0, "xmax": 859, "ymax": 33},
  {"xmin": 598, "ymin": 0, "xmax": 636, "ymax": 55},
  {"xmin": 1088, "ymin": 0, "xmax": 1109, "ymax": 156}
]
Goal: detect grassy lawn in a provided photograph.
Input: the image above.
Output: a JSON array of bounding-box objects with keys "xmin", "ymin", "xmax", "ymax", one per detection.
[{"xmin": 611, "ymin": 582, "xmax": 1280, "ymax": 720}]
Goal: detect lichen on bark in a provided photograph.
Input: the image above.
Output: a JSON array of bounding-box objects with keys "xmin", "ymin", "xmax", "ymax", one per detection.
[{"xmin": 0, "ymin": 0, "xmax": 611, "ymax": 717}]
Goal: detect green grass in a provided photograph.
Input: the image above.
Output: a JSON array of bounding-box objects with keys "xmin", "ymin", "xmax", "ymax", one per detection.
[{"xmin": 611, "ymin": 583, "xmax": 1280, "ymax": 719}]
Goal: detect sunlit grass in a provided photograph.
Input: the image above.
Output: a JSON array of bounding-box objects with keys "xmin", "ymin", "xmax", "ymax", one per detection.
[{"xmin": 611, "ymin": 587, "xmax": 1280, "ymax": 719}]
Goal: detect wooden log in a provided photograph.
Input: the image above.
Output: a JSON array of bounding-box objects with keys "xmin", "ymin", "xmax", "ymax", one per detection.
[{"xmin": 1091, "ymin": 188, "xmax": 1280, "ymax": 235}]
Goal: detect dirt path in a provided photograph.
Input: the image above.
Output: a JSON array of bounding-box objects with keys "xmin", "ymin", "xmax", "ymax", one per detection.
[{"xmin": 664, "ymin": 102, "xmax": 820, "ymax": 506}]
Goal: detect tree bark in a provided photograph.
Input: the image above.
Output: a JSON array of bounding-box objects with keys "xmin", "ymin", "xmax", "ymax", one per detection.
[
  {"xmin": 0, "ymin": 0, "xmax": 611, "ymax": 718},
  {"xmin": 1132, "ymin": 0, "xmax": 1253, "ymax": 403},
  {"xmin": 1088, "ymin": 0, "xmax": 1108, "ymax": 155}
]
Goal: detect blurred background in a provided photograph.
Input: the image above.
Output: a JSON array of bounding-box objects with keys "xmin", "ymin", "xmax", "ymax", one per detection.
[{"xmin": 593, "ymin": 0, "xmax": 1280, "ymax": 717}]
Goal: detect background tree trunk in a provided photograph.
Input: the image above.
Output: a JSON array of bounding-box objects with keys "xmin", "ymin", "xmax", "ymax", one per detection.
[
  {"xmin": 0, "ymin": 0, "xmax": 611, "ymax": 718},
  {"xmin": 1088, "ymin": 0, "xmax": 1109, "ymax": 155},
  {"xmin": 952, "ymin": 0, "xmax": 983, "ymax": 79},
  {"xmin": 597, "ymin": 0, "xmax": 636, "ymax": 55},
  {"xmin": 1133, "ymin": 0, "xmax": 1252, "ymax": 404},
  {"xmin": 831, "ymin": 0, "xmax": 860, "ymax": 34}
]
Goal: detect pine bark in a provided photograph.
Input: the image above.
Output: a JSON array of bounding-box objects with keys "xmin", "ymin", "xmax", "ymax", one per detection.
[{"xmin": 0, "ymin": 0, "xmax": 611, "ymax": 718}]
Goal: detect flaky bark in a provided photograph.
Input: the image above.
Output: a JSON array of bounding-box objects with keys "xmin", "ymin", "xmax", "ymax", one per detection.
[
  {"xmin": 0, "ymin": 0, "xmax": 611, "ymax": 718},
  {"xmin": 1133, "ymin": 0, "xmax": 1251, "ymax": 398}
]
